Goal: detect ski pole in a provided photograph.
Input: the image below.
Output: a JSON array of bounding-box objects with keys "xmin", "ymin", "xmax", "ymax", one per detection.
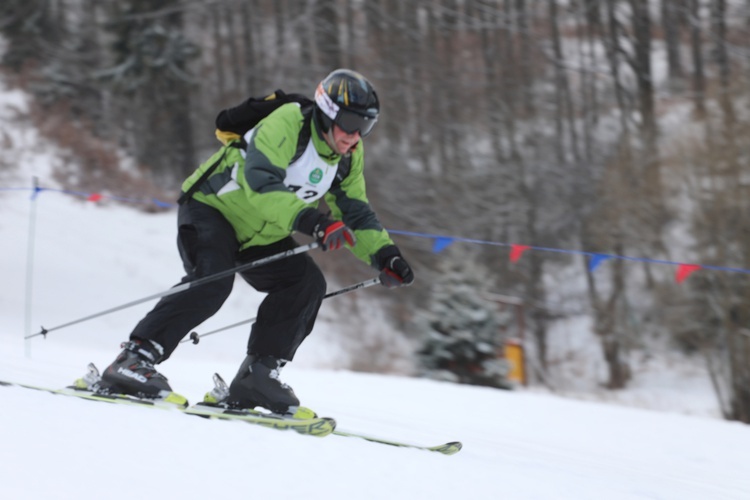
[
  {"xmin": 26, "ymin": 242, "xmax": 321, "ymax": 340},
  {"xmin": 182, "ymin": 277, "xmax": 381, "ymax": 345}
]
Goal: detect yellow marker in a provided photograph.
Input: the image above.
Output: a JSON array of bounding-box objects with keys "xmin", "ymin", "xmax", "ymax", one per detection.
[{"xmin": 504, "ymin": 339, "xmax": 526, "ymax": 385}]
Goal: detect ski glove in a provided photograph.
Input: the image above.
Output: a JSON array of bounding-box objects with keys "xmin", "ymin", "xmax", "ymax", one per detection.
[
  {"xmin": 372, "ymin": 246, "xmax": 415, "ymax": 288},
  {"xmin": 379, "ymin": 256, "xmax": 415, "ymax": 288},
  {"xmin": 314, "ymin": 219, "xmax": 356, "ymax": 251},
  {"xmin": 295, "ymin": 208, "xmax": 356, "ymax": 251}
]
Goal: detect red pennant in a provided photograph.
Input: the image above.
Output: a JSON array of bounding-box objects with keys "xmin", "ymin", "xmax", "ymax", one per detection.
[
  {"xmin": 510, "ymin": 244, "xmax": 531, "ymax": 263},
  {"xmin": 87, "ymin": 193, "xmax": 103, "ymax": 202},
  {"xmin": 675, "ymin": 264, "xmax": 701, "ymax": 283}
]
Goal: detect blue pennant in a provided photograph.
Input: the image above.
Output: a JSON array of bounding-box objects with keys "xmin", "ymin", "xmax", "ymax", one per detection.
[
  {"xmin": 588, "ymin": 253, "xmax": 611, "ymax": 272},
  {"xmin": 432, "ymin": 237, "xmax": 454, "ymax": 253}
]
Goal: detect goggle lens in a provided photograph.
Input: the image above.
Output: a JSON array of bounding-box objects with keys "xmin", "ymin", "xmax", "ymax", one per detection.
[{"xmin": 335, "ymin": 109, "xmax": 378, "ymax": 137}]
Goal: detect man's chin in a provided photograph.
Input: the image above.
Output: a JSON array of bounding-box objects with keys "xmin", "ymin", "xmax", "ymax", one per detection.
[{"xmin": 336, "ymin": 143, "xmax": 357, "ymax": 155}]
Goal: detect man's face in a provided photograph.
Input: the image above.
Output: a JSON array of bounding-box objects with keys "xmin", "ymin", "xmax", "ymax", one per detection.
[{"xmin": 329, "ymin": 124, "xmax": 361, "ymax": 155}]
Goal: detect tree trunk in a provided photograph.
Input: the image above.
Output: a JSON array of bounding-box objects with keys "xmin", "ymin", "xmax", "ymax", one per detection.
[
  {"xmin": 688, "ymin": 0, "xmax": 707, "ymax": 118},
  {"xmin": 711, "ymin": 0, "xmax": 737, "ymax": 149},
  {"xmin": 478, "ymin": 0, "xmax": 507, "ymax": 166},
  {"xmin": 239, "ymin": 0, "xmax": 258, "ymax": 93},
  {"xmin": 515, "ymin": 0, "xmax": 535, "ymax": 117},
  {"xmin": 211, "ymin": 6, "xmax": 226, "ymax": 103},
  {"xmin": 548, "ymin": 0, "xmax": 581, "ymax": 164},
  {"xmin": 312, "ymin": 0, "xmax": 341, "ymax": 70},
  {"xmin": 223, "ymin": 2, "xmax": 243, "ymax": 100},
  {"xmin": 584, "ymin": 239, "xmax": 632, "ymax": 389},
  {"xmin": 661, "ymin": 0, "xmax": 684, "ymax": 83}
]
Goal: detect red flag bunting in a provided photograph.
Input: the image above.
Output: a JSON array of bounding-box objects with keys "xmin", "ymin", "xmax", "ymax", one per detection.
[
  {"xmin": 510, "ymin": 244, "xmax": 531, "ymax": 263},
  {"xmin": 87, "ymin": 193, "xmax": 103, "ymax": 202},
  {"xmin": 675, "ymin": 264, "xmax": 701, "ymax": 284}
]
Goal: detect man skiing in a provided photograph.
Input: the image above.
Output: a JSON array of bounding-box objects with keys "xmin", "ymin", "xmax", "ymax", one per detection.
[{"xmin": 95, "ymin": 69, "xmax": 414, "ymax": 415}]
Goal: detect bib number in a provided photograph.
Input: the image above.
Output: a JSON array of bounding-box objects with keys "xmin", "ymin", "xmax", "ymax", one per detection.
[{"xmin": 287, "ymin": 185, "xmax": 319, "ymax": 200}]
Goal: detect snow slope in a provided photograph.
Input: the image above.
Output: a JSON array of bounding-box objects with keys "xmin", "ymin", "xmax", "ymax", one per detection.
[
  {"xmin": 2, "ymin": 348, "xmax": 750, "ymax": 499},
  {"xmin": 2, "ymin": 170, "xmax": 750, "ymax": 500}
]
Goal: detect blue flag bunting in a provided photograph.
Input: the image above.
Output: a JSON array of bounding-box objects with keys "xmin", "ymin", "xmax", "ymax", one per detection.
[
  {"xmin": 588, "ymin": 253, "xmax": 611, "ymax": 272},
  {"xmin": 7, "ymin": 184, "xmax": 750, "ymax": 280},
  {"xmin": 432, "ymin": 237, "xmax": 454, "ymax": 253}
]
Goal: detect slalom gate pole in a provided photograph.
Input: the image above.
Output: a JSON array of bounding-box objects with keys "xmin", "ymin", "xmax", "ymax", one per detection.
[
  {"xmin": 23, "ymin": 176, "xmax": 41, "ymax": 357},
  {"xmin": 25, "ymin": 242, "xmax": 321, "ymax": 340},
  {"xmin": 182, "ymin": 277, "xmax": 381, "ymax": 345}
]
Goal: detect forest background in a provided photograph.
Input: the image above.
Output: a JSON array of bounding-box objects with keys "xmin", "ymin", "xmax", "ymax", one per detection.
[{"xmin": 1, "ymin": 0, "xmax": 750, "ymax": 423}]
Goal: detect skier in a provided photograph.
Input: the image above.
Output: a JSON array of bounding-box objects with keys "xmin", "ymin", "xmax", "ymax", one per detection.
[{"xmin": 95, "ymin": 69, "xmax": 414, "ymax": 415}]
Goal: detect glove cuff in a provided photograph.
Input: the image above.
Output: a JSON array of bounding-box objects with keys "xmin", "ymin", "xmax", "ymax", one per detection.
[
  {"xmin": 372, "ymin": 245, "xmax": 402, "ymax": 270},
  {"xmin": 294, "ymin": 208, "xmax": 327, "ymax": 236}
]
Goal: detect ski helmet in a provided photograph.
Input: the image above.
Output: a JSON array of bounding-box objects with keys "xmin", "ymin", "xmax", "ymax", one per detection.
[{"xmin": 314, "ymin": 69, "xmax": 379, "ymax": 137}]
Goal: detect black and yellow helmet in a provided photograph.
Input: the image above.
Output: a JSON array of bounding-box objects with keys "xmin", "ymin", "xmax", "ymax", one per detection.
[{"xmin": 314, "ymin": 69, "xmax": 379, "ymax": 137}]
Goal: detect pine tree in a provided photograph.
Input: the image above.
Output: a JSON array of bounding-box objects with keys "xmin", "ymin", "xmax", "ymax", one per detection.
[
  {"xmin": 0, "ymin": 0, "xmax": 58, "ymax": 70},
  {"xmin": 415, "ymin": 257, "xmax": 513, "ymax": 389},
  {"xmin": 97, "ymin": 0, "xmax": 199, "ymax": 186}
]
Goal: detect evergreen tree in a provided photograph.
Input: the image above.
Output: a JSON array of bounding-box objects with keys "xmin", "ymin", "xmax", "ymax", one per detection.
[
  {"xmin": 415, "ymin": 257, "xmax": 513, "ymax": 389},
  {"xmin": 98, "ymin": 1, "xmax": 199, "ymax": 186},
  {"xmin": 0, "ymin": 0, "xmax": 58, "ymax": 70}
]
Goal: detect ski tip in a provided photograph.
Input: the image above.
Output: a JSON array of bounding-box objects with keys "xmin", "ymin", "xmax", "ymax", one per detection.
[
  {"xmin": 429, "ymin": 441, "xmax": 463, "ymax": 455},
  {"xmin": 310, "ymin": 417, "xmax": 337, "ymax": 437}
]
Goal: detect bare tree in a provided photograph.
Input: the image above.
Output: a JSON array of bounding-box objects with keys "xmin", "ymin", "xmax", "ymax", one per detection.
[
  {"xmin": 688, "ymin": 0, "xmax": 708, "ymax": 118},
  {"xmin": 312, "ymin": 0, "xmax": 342, "ymax": 70},
  {"xmin": 661, "ymin": 0, "xmax": 685, "ymax": 83}
]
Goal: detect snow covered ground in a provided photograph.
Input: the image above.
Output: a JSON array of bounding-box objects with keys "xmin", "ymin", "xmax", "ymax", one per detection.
[
  {"xmin": 2, "ymin": 165, "xmax": 750, "ymax": 500},
  {"xmin": 2, "ymin": 355, "xmax": 750, "ymax": 500}
]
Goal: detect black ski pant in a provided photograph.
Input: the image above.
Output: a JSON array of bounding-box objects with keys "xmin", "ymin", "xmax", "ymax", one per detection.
[{"xmin": 130, "ymin": 199, "xmax": 327, "ymax": 362}]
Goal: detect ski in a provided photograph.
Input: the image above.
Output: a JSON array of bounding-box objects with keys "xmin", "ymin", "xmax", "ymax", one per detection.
[
  {"xmin": 333, "ymin": 429, "xmax": 463, "ymax": 455},
  {"xmin": 0, "ymin": 367, "xmax": 335, "ymax": 439},
  {"xmin": 0, "ymin": 379, "xmax": 188, "ymax": 410},
  {"xmin": 2, "ymin": 370, "xmax": 460, "ymax": 451},
  {"xmin": 184, "ymin": 403, "xmax": 336, "ymax": 437},
  {"xmin": 199, "ymin": 373, "xmax": 458, "ymax": 449},
  {"xmin": 194, "ymin": 372, "xmax": 335, "ymax": 437}
]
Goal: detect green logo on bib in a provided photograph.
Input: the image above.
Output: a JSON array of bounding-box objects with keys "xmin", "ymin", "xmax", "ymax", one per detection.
[{"xmin": 309, "ymin": 168, "xmax": 324, "ymax": 184}]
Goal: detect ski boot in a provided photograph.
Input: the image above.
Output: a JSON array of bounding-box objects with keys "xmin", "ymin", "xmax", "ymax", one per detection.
[
  {"xmin": 98, "ymin": 340, "xmax": 178, "ymax": 401},
  {"xmin": 204, "ymin": 356, "xmax": 314, "ymax": 419}
]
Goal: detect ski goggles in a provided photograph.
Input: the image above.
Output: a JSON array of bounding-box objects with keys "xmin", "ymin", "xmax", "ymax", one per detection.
[{"xmin": 335, "ymin": 108, "xmax": 378, "ymax": 137}]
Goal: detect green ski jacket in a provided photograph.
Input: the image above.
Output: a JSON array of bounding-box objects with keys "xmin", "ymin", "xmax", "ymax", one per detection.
[{"xmin": 181, "ymin": 103, "xmax": 394, "ymax": 267}]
